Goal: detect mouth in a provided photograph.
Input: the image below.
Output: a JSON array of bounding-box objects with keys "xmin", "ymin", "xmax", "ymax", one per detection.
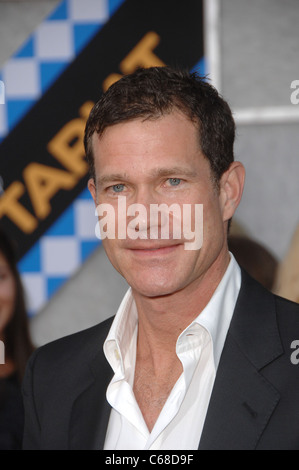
[{"xmin": 128, "ymin": 243, "xmax": 183, "ymax": 257}]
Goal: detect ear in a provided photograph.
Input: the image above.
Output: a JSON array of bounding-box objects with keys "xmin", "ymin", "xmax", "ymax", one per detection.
[
  {"xmin": 88, "ymin": 178, "xmax": 98, "ymax": 206},
  {"xmin": 219, "ymin": 161, "xmax": 245, "ymax": 222}
]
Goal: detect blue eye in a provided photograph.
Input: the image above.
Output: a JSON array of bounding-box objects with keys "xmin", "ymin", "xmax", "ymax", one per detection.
[
  {"xmin": 112, "ymin": 184, "xmax": 125, "ymax": 192},
  {"xmin": 168, "ymin": 178, "xmax": 181, "ymax": 186}
]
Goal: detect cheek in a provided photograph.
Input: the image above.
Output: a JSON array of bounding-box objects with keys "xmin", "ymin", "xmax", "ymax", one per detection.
[
  {"xmin": 202, "ymin": 196, "xmax": 225, "ymax": 243},
  {"xmin": 0, "ymin": 278, "xmax": 16, "ymax": 330},
  {"xmin": 0, "ymin": 280, "xmax": 16, "ymax": 312},
  {"xmin": 102, "ymin": 239, "xmax": 123, "ymax": 272},
  {"xmin": 0, "ymin": 277, "xmax": 15, "ymax": 301}
]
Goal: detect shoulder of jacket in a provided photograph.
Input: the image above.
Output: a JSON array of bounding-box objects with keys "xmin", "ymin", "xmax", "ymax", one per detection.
[{"xmin": 30, "ymin": 316, "xmax": 114, "ymax": 371}]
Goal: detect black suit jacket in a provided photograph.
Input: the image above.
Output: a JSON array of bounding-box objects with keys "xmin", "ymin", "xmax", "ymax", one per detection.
[{"xmin": 22, "ymin": 269, "xmax": 299, "ymax": 450}]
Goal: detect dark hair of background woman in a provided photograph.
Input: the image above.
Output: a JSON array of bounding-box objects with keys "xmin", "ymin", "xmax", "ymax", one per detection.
[{"xmin": 0, "ymin": 227, "xmax": 34, "ymax": 382}]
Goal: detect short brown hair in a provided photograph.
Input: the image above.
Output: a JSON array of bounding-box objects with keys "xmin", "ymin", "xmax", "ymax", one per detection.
[{"xmin": 84, "ymin": 66, "xmax": 235, "ymax": 183}]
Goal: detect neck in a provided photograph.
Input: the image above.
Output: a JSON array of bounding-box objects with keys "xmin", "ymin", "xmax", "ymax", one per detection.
[{"xmin": 133, "ymin": 249, "xmax": 230, "ymax": 363}]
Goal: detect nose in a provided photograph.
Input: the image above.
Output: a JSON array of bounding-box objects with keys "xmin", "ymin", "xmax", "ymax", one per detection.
[{"xmin": 126, "ymin": 186, "xmax": 163, "ymax": 239}]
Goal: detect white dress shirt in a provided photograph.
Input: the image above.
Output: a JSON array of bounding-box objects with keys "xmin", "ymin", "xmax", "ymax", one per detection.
[{"xmin": 103, "ymin": 254, "xmax": 241, "ymax": 450}]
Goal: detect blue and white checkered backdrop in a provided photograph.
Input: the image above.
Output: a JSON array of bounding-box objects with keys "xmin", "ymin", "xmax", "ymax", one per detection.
[
  {"xmin": 0, "ymin": 0, "xmax": 125, "ymax": 316},
  {"xmin": 0, "ymin": 0, "xmax": 205, "ymax": 317}
]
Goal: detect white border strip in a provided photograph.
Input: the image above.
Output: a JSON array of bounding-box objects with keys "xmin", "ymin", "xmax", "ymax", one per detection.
[
  {"xmin": 204, "ymin": 0, "xmax": 221, "ymax": 92},
  {"xmin": 234, "ymin": 106, "xmax": 299, "ymax": 125}
]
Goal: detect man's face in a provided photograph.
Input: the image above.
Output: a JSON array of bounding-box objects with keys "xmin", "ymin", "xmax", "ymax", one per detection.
[{"xmin": 89, "ymin": 111, "xmax": 233, "ymax": 299}]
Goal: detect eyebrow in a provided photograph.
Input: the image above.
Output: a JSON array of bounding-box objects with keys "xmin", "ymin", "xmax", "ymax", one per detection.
[
  {"xmin": 96, "ymin": 173, "xmax": 131, "ymax": 187},
  {"xmin": 96, "ymin": 166, "xmax": 198, "ymax": 187},
  {"xmin": 151, "ymin": 166, "xmax": 198, "ymax": 178}
]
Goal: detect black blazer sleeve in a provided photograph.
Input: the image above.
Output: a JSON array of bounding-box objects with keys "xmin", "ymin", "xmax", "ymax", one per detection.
[
  {"xmin": 22, "ymin": 318, "xmax": 114, "ymax": 450},
  {"xmin": 22, "ymin": 350, "xmax": 41, "ymax": 450}
]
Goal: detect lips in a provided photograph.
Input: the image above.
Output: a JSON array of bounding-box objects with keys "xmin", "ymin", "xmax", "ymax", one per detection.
[{"xmin": 127, "ymin": 242, "xmax": 182, "ymax": 256}]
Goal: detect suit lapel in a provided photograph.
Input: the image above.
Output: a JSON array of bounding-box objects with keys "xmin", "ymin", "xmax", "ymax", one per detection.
[
  {"xmin": 199, "ymin": 270, "xmax": 283, "ymax": 450},
  {"xmin": 68, "ymin": 350, "xmax": 113, "ymax": 450},
  {"xmin": 199, "ymin": 332, "xmax": 281, "ymax": 449}
]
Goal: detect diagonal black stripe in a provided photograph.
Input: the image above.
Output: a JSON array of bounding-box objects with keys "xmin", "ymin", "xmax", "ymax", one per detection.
[{"xmin": 0, "ymin": 0, "xmax": 204, "ymax": 260}]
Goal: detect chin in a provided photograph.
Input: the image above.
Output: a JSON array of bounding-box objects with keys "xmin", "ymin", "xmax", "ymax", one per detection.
[{"xmin": 130, "ymin": 278, "xmax": 181, "ymax": 299}]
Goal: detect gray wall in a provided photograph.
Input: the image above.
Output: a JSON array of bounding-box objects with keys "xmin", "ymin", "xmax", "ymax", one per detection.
[
  {"xmin": 1, "ymin": 0, "xmax": 298, "ymax": 346},
  {"xmin": 221, "ymin": 0, "xmax": 299, "ymax": 261},
  {"xmin": 0, "ymin": 0, "xmax": 60, "ymax": 65}
]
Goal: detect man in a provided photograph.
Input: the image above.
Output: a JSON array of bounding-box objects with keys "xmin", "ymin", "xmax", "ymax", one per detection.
[{"xmin": 22, "ymin": 66, "xmax": 299, "ymax": 450}]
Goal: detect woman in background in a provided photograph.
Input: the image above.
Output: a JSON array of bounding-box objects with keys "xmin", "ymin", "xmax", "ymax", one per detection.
[{"xmin": 0, "ymin": 227, "xmax": 34, "ymax": 449}]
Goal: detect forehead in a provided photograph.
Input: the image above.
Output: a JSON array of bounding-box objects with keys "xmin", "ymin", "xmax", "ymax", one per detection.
[{"xmin": 91, "ymin": 111, "xmax": 203, "ymax": 174}]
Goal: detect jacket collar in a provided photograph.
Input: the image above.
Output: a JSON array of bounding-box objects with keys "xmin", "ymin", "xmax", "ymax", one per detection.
[{"xmin": 199, "ymin": 269, "xmax": 283, "ymax": 449}]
